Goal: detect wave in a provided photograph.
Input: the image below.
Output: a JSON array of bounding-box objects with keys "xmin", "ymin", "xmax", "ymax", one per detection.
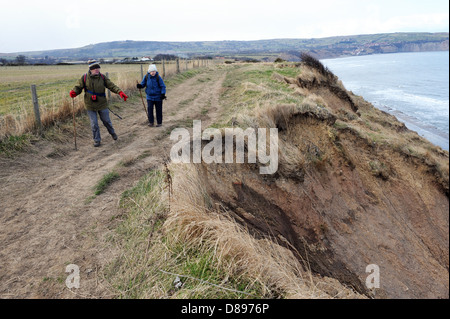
[{"xmin": 372, "ymin": 88, "xmax": 449, "ymax": 112}]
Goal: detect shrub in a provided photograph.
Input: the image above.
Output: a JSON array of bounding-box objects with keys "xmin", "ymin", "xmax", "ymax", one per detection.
[{"xmin": 300, "ymin": 52, "xmax": 336, "ymax": 81}]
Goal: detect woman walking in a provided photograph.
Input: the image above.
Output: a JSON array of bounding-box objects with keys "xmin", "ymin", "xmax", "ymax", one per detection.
[{"xmin": 137, "ymin": 64, "xmax": 166, "ymax": 127}]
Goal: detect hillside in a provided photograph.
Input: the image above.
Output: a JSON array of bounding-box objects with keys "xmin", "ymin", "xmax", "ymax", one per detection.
[
  {"xmin": 2, "ymin": 32, "xmax": 448, "ymax": 61},
  {"xmin": 0, "ymin": 60, "xmax": 448, "ymax": 299}
]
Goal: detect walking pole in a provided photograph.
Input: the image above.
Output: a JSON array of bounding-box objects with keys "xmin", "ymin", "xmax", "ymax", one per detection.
[
  {"xmin": 108, "ymin": 107, "xmax": 123, "ymax": 120},
  {"xmin": 137, "ymin": 80, "xmax": 148, "ymax": 117},
  {"xmin": 72, "ymin": 98, "xmax": 77, "ymax": 150}
]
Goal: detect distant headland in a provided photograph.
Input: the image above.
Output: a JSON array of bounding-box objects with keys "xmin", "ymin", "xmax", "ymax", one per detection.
[{"xmin": 0, "ymin": 32, "xmax": 448, "ymax": 64}]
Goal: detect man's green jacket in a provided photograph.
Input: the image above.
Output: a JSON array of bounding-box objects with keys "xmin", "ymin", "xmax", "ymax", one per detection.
[{"xmin": 72, "ymin": 71, "xmax": 122, "ymax": 111}]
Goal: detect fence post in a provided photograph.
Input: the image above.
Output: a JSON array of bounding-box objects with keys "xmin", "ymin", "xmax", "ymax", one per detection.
[
  {"xmin": 105, "ymin": 72, "xmax": 111, "ymax": 100},
  {"xmin": 162, "ymin": 60, "xmax": 166, "ymax": 79},
  {"xmin": 140, "ymin": 64, "xmax": 143, "ymax": 80},
  {"xmin": 30, "ymin": 85, "xmax": 42, "ymax": 134},
  {"xmin": 176, "ymin": 59, "xmax": 180, "ymax": 74}
]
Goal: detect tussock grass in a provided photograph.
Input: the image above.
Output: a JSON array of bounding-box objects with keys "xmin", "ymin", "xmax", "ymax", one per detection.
[
  {"xmin": 103, "ymin": 170, "xmax": 169, "ymax": 298},
  {"xmin": 104, "ymin": 168, "xmax": 267, "ymax": 298},
  {"xmin": 94, "ymin": 171, "xmax": 120, "ymax": 196},
  {"xmin": 0, "ymin": 134, "xmax": 33, "ymax": 156}
]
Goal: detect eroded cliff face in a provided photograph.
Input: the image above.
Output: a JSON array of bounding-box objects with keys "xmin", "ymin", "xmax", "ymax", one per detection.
[
  {"xmin": 194, "ymin": 133, "xmax": 448, "ymax": 298},
  {"xmin": 376, "ymin": 40, "xmax": 449, "ymax": 54},
  {"xmin": 166, "ymin": 59, "xmax": 448, "ymax": 298},
  {"xmin": 304, "ymin": 40, "xmax": 449, "ymax": 59},
  {"xmin": 178, "ymin": 61, "xmax": 448, "ymax": 298}
]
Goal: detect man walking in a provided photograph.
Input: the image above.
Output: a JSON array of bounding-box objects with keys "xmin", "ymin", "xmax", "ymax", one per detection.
[
  {"xmin": 137, "ymin": 64, "xmax": 166, "ymax": 127},
  {"xmin": 69, "ymin": 60, "xmax": 128, "ymax": 147}
]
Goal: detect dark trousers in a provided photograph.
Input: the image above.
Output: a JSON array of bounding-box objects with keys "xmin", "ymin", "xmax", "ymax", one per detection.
[{"xmin": 147, "ymin": 100, "xmax": 163, "ymax": 125}]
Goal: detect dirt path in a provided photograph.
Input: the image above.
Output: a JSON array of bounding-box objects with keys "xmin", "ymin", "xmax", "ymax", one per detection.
[{"xmin": 0, "ymin": 67, "xmax": 228, "ymax": 298}]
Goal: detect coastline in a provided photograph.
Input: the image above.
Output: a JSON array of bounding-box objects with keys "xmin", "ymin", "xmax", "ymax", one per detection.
[
  {"xmin": 322, "ymin": 51, "xmax": 449, "ymax": 152},
  {"xmin": 377, "ymin": 104, "xmax": 449, "ymax": 151}
]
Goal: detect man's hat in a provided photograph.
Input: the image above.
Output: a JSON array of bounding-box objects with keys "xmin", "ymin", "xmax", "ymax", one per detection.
[{"xmin": 88, "ymin": 59, "xmax": 101, "ymax": 70}]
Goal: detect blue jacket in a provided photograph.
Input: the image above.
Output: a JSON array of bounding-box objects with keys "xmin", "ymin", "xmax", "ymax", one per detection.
[{"xmin": 140, "ymin": 72, "xmax": 166, "ymax": 101}]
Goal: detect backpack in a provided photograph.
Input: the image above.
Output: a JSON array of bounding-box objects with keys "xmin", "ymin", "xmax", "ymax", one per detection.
[
  {"xmin": 82, "ymin": 72, "xmax": 107, "ymax": 97},
  {"xmin": 144, "ymin": 73, "xmax": 163, "ymax": 88}
]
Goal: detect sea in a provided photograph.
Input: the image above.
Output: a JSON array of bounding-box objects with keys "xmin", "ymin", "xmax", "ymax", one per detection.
[{"xmin": 321, "ymin": 51, "xmax": 449, "ymax": 151}]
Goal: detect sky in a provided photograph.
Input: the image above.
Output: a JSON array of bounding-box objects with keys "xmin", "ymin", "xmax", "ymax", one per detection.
[{"xmin": 0, "ymin": 0, "xmax": 448, "ymax": 53}]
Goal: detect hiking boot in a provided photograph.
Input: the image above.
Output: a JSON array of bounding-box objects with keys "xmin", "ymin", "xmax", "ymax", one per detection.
[
  {"xmin": 94, "ymin": 141, "xmax": 101, "ymax": 147},
  {"xmin": 148, "ymin": 123, "xmax": 154, "ymax": 127},
  {"xmin": 112, "ymin": 133, "xmax": 118, "ymax": 140},
  {"xmin": 156, "ymin": 123, "xmax": 162, "ymax": 127}
]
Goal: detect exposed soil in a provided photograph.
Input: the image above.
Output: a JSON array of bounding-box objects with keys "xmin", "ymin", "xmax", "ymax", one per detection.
[
  {"xmin": 0, "ymin": 68, "xmax": 227, "ymax": 298},
  {"xmin": 190, "ymin": 66, "xmax": 449, "ymax": 298}
]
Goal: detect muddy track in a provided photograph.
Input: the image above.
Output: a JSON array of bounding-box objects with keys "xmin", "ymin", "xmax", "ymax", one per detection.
[{"xmin": 0, "ymin": 67, "xmax": 227, "ymax": 298}]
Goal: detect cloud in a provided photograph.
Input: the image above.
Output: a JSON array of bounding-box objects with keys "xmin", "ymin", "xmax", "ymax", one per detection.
[
  {"xmin": 295, "ymin": 10, "xmax": 449, "ymax": 39},
  {"xmin": 382, "ymin": 13, "xmax": 449, "ymax": 31},
  {"xmin": 1, "ymin": 0, "xmax": 448, "ymax": 52},
  {"xmin": 65, "ymin": 6, "xmax": 80, "ymax": 29}
]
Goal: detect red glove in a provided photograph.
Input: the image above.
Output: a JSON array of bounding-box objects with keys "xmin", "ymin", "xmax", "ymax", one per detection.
[
  {"xmin": 119, "ymin": 91, "xmax": 128, "ymax": 101},
  {"xmin": 69, "ymin": 90, "xmax": 77, "ymax": 98}
]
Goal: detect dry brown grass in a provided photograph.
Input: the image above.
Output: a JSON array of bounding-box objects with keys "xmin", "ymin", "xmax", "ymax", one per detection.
[
  {"xmin": 0, "ymin": 94, "xmax": 83, "ymax": 138},
  {"xmin": 164, "ymin": 163, "xmax": 363, "ymax": 298},
  {"xmin": 0, "ymin": 84, "xmax": 135, "ymax": 141}
]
